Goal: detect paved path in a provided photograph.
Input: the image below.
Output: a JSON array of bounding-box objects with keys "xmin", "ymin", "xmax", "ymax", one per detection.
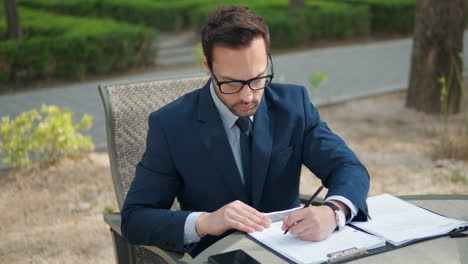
[{"xmin": 1, "ymin": 32, "xmax": 468, "ymax": 165}]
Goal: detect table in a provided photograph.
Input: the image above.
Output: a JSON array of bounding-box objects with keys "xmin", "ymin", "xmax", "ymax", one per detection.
[{"xmin": 192, "ymin": 195, "xmax": 468, "ymax": 264}]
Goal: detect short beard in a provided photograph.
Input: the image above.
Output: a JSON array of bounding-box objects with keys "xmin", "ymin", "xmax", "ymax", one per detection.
[{"xmin": 228, "ymin": 100, "xmax": 259, "ymax": 117}]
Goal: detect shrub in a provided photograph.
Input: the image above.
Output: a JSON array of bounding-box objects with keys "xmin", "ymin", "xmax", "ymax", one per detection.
[
  {"xmin": 103, "ymin": 205, "xmax": 119, "ymax": 214},
  {"xmin": 331, "ymin": 0, "xmax": 416, "ymax": 34},
  {"xmin": 434, "ymin": 54, "xmax": 468, "ymax": 161},
  {"xmin": 192, "ymin": 42, "xmax": 203, "ymax": 66},
  {"xmin": 18, "ymin": 0, "xmax": 373, "ymax": 49},
  {"xmin": 17, "ymin": 0, "xmax": 208, "ymax": 31},
  {"xmin": 0, "ymin": 8, "xmax": 157, "ymax": 83},
  {"xmin": 264, "ymin": 3, "xmax": 371, "ymax": 47},
  {"xmin": 260, "ymin": 9, "xmax": 310, "ymax": 47},
  {"xmin": 190, "ymin": 1, "xmax": 371, "ymax": 48},
  {"xmin": 0, "ymin": 105, "xmax": 94, "ymax": 169},
  {"xmin": 309, "ymin": 71, "xmax": 328, "ymax": 94}
]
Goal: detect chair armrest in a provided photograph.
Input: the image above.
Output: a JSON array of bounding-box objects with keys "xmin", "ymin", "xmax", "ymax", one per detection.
[
  {"xmin": 104, "ymin": 213, "xmax": 124, "ymax": 236},
  {"xmin": 103, "ymin": 213, "xmax": 193, "ymax": 264}
]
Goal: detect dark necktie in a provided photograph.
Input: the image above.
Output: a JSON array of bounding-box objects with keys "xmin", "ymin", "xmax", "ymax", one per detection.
[{"xmin": 236, "ymin": 117, "xmax": 252, "ymax": 204}]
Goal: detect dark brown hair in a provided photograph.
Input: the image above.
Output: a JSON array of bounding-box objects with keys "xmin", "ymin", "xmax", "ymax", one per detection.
[{"xmin": 202, "ymin": 5, "xmax": 270, "ymax": 70}]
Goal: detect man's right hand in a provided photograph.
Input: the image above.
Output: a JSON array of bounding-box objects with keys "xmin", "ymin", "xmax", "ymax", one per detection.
[{"xmin": 195, "ymin": 200, "xmax": 272, "ymax": 236}]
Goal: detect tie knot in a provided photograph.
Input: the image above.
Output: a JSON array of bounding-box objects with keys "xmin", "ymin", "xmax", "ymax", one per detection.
[{"xmin": 236, "ymin": 117, "xmax": 251, "ymax": 134}]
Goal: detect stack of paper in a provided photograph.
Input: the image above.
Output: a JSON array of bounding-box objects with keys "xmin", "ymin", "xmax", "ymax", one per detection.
[
  {"xmin": 351, "ymin": 193, "xmax": 468, "ymax": 246},
  {"xmin": 250, "ymin": 223, "xmax": 386, "ymax": 264},
  {"xmin": 249, "ymin": 193, "xmax": 468, "ymax": 263}
]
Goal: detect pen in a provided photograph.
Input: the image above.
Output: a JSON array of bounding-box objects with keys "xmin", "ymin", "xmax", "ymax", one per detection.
[{"xmin": 284, "ymin": 185, "xmax": 324, "ymax": 235}]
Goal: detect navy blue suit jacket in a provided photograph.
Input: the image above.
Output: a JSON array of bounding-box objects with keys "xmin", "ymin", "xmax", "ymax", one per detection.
[{"xmin": 121, "ymin": 80, "xmax": 370, "ymax": 256}]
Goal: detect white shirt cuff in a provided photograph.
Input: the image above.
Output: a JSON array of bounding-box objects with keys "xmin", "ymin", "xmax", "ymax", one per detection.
[
  {"xmin": 325, "ymin": 195, "xmax": 357, "ymax": 223},
  {"xmin": 183, "ymin": 212, "xmax": 205, "ymax": 245}
]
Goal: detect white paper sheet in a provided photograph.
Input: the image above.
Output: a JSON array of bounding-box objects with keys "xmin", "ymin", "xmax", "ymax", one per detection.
[
  {"xmin": 351, "ymin": 193, "xmax": 468, "ymax": 246},
  {"xmin": 249, "ymin": 222, "xmax": 386, "ymax": 264},
  {"xmin": 263, "ymin": 206, "xmax": 302, "ymax": 222}
]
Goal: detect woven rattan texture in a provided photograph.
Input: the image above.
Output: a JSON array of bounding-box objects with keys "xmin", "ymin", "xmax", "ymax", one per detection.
[
  {"xmin": 135, "ymin": 246, "xmax": 168, "ymax": 264},
  {"xmin": 106, "ymin": 76, "xmax": 209, "ymax": 208}
]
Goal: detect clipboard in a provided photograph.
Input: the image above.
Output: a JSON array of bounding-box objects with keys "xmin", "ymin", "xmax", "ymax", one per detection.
[
  {"xmin": 248, "ymin": 194, "xmax": 468, "ymax": 264},
  {"xmin": 247, "ymin": 224, "xmax": 386, "ymax": 264},
  {"xmin": 248, "ymin": 224, "xmax": 467, "ymax": 264}
]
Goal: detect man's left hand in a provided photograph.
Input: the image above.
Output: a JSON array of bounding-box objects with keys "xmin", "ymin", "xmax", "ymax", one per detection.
[{"xmin": 281, "ymin": 205, "xmax": 337, "ymax": 241}]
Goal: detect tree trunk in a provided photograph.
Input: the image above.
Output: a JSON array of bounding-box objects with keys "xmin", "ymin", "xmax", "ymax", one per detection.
[
  {"xmin": 406, "ymin": 0, "xmax": 465, "ymax": 115},
  {"xmin": 289, "ymin": 0, "xmax": 305, "ymax": 10},
  {"xmin": 3, "ymin": 0, "xmax": 22, "ymax": 39}
]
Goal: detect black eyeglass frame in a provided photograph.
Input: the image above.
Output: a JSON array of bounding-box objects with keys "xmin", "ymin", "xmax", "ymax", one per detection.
[{"xmin": 209, "ymin": 53, "xmax": 275, "ymax": 95}]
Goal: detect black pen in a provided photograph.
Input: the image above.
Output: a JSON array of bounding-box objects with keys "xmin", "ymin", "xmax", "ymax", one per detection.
[{"xmin": 284, "ymin": 185, "xmax": 324, "ymax": 235}]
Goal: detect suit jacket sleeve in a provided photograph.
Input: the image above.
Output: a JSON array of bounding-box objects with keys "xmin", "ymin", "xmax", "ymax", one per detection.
[
  {"xmin": 121, "ymin": 112, "xmax": 192, "ymax": 252},
  {"xmin": 300, "ymin": 87, "xmax": 370, "ymax": 220}
]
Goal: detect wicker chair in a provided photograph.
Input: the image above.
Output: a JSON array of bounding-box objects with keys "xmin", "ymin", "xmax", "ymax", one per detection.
[
  {"xmin": 99, "ymin": 75, "xmax": 313, "ymax": 263},
  {"xmin": 99, "ymin": 76, "xmax": 209, "ymax": 264}
]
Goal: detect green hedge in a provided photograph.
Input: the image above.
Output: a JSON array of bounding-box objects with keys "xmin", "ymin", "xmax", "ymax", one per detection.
[
  {"xmin": 190, "ymin": 0, "xmax": 371, "ymax": 48},
  {"xmin": 19, "ymin": 0, "xmax": 374, "ymax": 40},
  {"xmin": 17, "ymin": 0, "xmax": 207, "ymax": 31},
  {"xmin": 265, "ymin": 1, "xmax": 371, "ymax": 47},
  {"xmin": 331, "ymin": 0, "xmax": 416, "ymax": 34},
  {"xmin": 0, "ymin": 8, "xmax": 157, "ymax": 83},
  {"xmin": 16, "ymin": 0, "xmax": 420, "ymax": 41}
]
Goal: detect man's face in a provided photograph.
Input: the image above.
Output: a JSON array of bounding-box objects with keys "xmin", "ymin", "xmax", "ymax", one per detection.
[{"xmin": 203, "ymin": 37, "xmax": 268, "ymax": 118}]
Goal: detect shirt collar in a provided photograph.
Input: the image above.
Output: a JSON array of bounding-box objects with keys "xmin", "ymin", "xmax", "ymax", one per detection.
[{"xmin": 209, "ymin": 81, "xmax": 253, "ymax": 129}]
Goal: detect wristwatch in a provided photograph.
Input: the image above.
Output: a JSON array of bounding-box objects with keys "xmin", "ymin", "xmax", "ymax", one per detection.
[{"xmin": 323, "ymin": 202, "xmax": 346, "ymax": 231}]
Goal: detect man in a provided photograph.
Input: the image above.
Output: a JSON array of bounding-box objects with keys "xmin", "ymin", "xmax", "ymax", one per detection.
[{"xmin": 121, "ymin": 5, "xmax": 370, "ymax": 258}]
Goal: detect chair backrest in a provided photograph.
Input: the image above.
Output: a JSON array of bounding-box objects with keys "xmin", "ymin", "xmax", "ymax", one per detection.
[{"xmin": 99, "ymin": 76, "xmax": 209, "ymax": 209}]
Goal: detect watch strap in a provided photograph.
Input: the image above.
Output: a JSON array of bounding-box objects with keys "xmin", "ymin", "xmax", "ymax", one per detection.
[{"xmin": 323, "ymin": 201, "xmax": 340, "ymax": 212}]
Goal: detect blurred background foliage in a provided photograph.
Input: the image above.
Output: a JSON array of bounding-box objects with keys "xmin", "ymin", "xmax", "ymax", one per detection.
[
  {"xmin": 1, "ymin": 0, "xmax": 419, "ymax": 83},
  {"xmin": 0, "ymin": 104, "xmax": 94, "ymax": 169}
]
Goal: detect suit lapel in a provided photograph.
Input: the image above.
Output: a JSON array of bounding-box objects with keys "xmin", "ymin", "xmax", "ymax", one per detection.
[
  {"xmin": 197, "ymin": 81, "xmax": 248, "ymax": 202},
  {"xmin": 251, "ymin": 95, "xmax": 273, "ymax": 207}
]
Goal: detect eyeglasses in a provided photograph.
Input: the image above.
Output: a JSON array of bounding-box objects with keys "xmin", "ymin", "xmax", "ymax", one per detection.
[{"xmin": 210, "ymin": 55, "xmax": 275, "ymax": 94}]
